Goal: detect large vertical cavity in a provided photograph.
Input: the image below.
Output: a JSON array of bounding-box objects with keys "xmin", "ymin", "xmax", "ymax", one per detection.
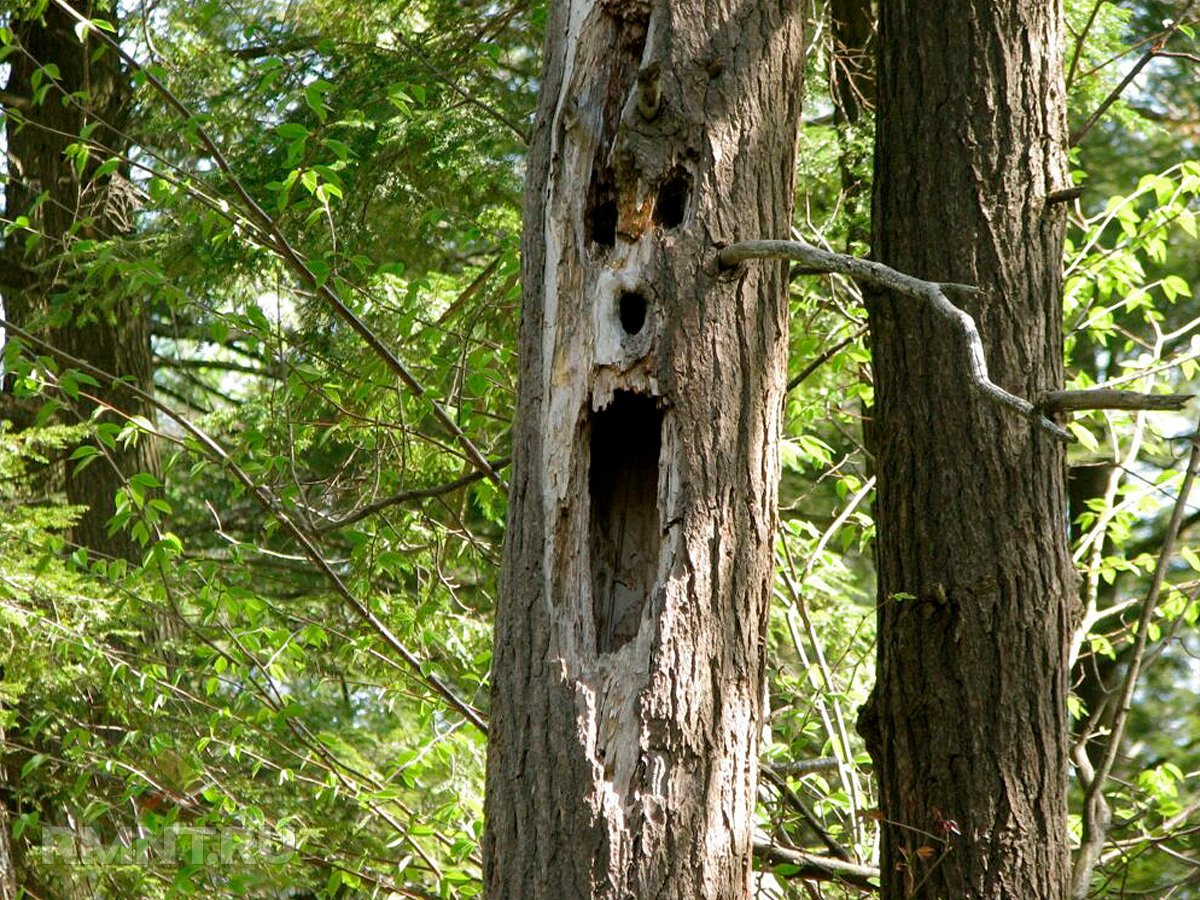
[{"xmin": 590, "ymin": 391, "xmax": 662, "ymax": 653}]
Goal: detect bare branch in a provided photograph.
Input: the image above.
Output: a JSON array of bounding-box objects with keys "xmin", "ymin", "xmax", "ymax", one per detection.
[
  {"xmin": 317, "ymin": 458, "xmax": 511, "ymax": 533},
  {"xmin": 760, "ymin": 766, "xmax": 853, "ymax": 862},
  {"xmin": 788, "ymin": 325, "xmax": 868, "ymax": 392},
  {"xmin": 753, "ymin": 839, "xmax": 879, "ymax": 890},
  {"xmin": 1040, "ymin": 388, "xmax": 1192, "ymax": 414},
  {"xmin": 764, "ymin": 757, "xmax": 842, "ymax": 777},
  {"xmin": 1046, "ymin": 186, "xmax": 1086, "ymax": 206},
  {"xmin": 719, "ymin": 239, "xmax": 1071, "ymax": 439}
]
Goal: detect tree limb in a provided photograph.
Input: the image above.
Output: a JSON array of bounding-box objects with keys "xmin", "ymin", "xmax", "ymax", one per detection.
[
  {"xmin": 316, "ymin": 458, "xmax": 511, "ymax": 533},
  {"xmin": 753, "ymin": 839, "xmax": 879, "ymax": 890},
  {"xmin": 1040, "ymin": 388, "xmax": 1193, "ymax": 414},
  {"xmin": 760, "ymin": 766, "xmax": 853, "ymax": 861},
  {"xmin": 719, "ymin": 239, "xmax": 1071, "ymax": 439}
]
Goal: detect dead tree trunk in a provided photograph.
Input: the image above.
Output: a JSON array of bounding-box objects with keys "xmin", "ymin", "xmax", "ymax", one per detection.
[
  {"xmin": 483, "ymin": 1, "xmax": 804, "ymax": 897},
  {"xmin": 857, "ymin": 1, "xmax": 1075, "ymax": 897}
]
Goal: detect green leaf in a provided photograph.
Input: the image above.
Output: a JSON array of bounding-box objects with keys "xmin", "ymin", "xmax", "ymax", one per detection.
[
  {"xmin": 1162, "ymin": 275, "xmax": 1191, "ymax": 300},
  {"xmin": 277, "ymin": 122, "xmax": 308, "ymax": 140},
  {"xmin": 1068, "ymin": 421, "xmax": 1099, "ymax": 451}
]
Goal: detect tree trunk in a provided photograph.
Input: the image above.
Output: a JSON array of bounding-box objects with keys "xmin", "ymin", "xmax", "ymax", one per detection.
[
  {"xmin": 2, "ymin": 1, "xmax": 158, "ymax": 563},
  {"xmin": 483, "ymin": 1, "xmax": 804, "ymax": 897},
  {"xmin": 858, "ymin": 1, "xmax": 1075, "ymax": 898}
]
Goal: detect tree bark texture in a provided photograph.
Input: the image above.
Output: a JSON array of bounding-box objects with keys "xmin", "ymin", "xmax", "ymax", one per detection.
[
  {"xmin": 859, "ymin": 2, "xmax": 1075, "ymax": 898},
  {"xmin": 2, "ymin": 2, "xmax": 159, "ymax": 563},
  {"xmin": 483, "ymin": 1, "xmax": 804, "ymax": 897}
]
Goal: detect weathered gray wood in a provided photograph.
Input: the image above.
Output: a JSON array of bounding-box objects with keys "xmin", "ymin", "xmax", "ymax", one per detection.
[{"xmin": 483, "ymin": 1, "xmax": 805, "ymax": 897}]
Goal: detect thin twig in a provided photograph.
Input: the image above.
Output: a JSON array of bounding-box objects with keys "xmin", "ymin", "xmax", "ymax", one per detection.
[
  {"xmin": 316, "ymin": 458, "xmax": 511, "ymax": 533},
  {"xmin": 720, "ymin": 239, "xmax": 1071, "ymax": 439},
  {"xmin": 1070, "ymin": 0, "xmax": 1200, "ymax": 146},
  {"xmin": 1071, "ymin": 428, "xmax": 1200, "ymax": 899},
  {"xmin": 54, "ymin": 0, "xmax": 504, "ymax": 491},
  {"xmin": 0, "ymin": 317, "xmax": 488, "ymax": 735},
  {"xmin": 761, "ymin": 766, "xmax": 853, "ymax": 861},
  {"xmin": 788, "ymin": 325, "xmax": 868, "ymax": 392},
  {"xmin": 1067, "ymin": 1, "xmax": 1107, "ymax": 89}
]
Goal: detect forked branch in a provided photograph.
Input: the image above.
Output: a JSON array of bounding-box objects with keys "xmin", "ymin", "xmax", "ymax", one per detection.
[
  {"xmin": 720, "ymin": 240, "xmax": 1192, "ymax": 437},
  {"xmin": 719, "ymin": 239, "xmax": 1071, "ymax": 438}
]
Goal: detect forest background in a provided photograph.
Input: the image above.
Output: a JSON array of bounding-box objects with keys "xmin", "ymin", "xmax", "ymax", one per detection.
[{"xmin": 0, "ymin": 0, "xmax": 1198, "ymax": 897}]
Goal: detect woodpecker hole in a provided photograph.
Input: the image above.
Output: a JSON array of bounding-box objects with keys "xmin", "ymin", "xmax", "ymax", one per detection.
[
  {"xmin": 590, "ymin": 391, "xmax": 662, "ymax": 653},
  {"xmin": 653, "ymin": 168, "xmax": 691, "ymax": 229},
  {"xmin": 587, "ymin": 166, "xmax": 619, "ymax": 248},
  {"xmin": 619, "ymin": 290, "xmax": 648, "ymax": 335}
]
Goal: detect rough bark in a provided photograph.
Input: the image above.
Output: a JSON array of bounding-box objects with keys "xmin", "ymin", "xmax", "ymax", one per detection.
[
  {"xmin": 483, "ymin": 1, "xmax": 804, "ymax": 897},
  {"xmin": 857, "ymin": 2, "xmax": 1075, "ymax": 898},
  {"xmin": 2, "ymin": 1, "xmax": 158, "ymax": 563}
]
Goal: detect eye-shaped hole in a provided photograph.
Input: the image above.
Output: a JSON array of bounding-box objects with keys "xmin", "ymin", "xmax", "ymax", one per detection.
[
  {"xmin": 589, "ymin": 199, "xmax": 618, "ymax": 248},
  {"xmin": 653, "ymin": 168, "xmax": 691, "ymax": 229},
  {"xmin": 619, "ymin": 290, "xmax": 647, "ymax": 335}
]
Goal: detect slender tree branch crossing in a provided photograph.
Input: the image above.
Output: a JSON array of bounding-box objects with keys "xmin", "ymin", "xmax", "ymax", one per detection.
[
  {"xmin": 720, "ymin": 240, "xmax": 1192, "ymax": 436},
  {"xmin": 720, "ymin": 239, "xmax": 1072, "ymax": 438}
]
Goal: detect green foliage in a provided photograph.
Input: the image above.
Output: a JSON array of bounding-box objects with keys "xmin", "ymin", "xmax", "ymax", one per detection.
[{"xmin": 2, "ymin": 0, "xmax": 1198, "ymax": 897}]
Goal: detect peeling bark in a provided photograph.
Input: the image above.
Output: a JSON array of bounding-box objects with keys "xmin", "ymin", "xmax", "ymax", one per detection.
[{"xmin": 483, "ymin": 1, "xmax": 805, "ymax": 897}]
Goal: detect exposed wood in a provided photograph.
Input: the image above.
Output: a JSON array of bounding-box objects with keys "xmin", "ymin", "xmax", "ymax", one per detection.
[{"xmin": 483, "ymin": 1, "xmax": 805, "ymax": 896}]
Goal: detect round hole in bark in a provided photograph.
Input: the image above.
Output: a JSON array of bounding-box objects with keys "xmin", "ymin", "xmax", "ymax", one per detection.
[
  {"xmin": 619, "ymin": 291, "xmax": 648, "ymax": 335},
  {"xmin": 654, "ymin": 168, "xmax": 691, "ymax": 229}
]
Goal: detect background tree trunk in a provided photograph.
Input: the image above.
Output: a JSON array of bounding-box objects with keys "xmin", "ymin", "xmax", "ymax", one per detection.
[
  {"xmin": 858, "ymin": 1, "xmax": 1075, "ymax": 897},
  {"xmin": 2, "ymin": 1, "xmax": 158, "ymax": 563},
  {"xmin": 483, "ymin": 1, "xmax": 804, "ymax": 897}
]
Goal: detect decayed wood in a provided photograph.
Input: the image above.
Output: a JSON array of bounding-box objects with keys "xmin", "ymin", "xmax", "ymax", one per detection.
[{"xmin": 483, "ymin": 1, "xmax": 805, "ymax": 897}]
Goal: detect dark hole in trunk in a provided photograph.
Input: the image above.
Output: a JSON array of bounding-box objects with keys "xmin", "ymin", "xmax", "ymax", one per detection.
[
  {"xmin": 586, "ymin": 168, "xmax": 618, "ymax": 248},
  {"xmin": 653, "ymin": 167, "xmax": 691, "ymax": 228},
  {"xmin": 590, "ymin": 391, "xmax": 662, "ymax": 653},
  {"xmin": 619, "ymin": 290, "xmax": 647, "ymax": 335}
]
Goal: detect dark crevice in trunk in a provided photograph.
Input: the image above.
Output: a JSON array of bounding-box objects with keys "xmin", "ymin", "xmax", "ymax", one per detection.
[
  {"xmin": 590, "ymin": 390, "xmax": 661, "ymax": 653},
  {"xmin": 653, "ymin": 166, "xmax": 692, "ymax": 229},
  {"xmin": 618, "ymin": 290, "xmax": 648, "ymax": 335}
]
